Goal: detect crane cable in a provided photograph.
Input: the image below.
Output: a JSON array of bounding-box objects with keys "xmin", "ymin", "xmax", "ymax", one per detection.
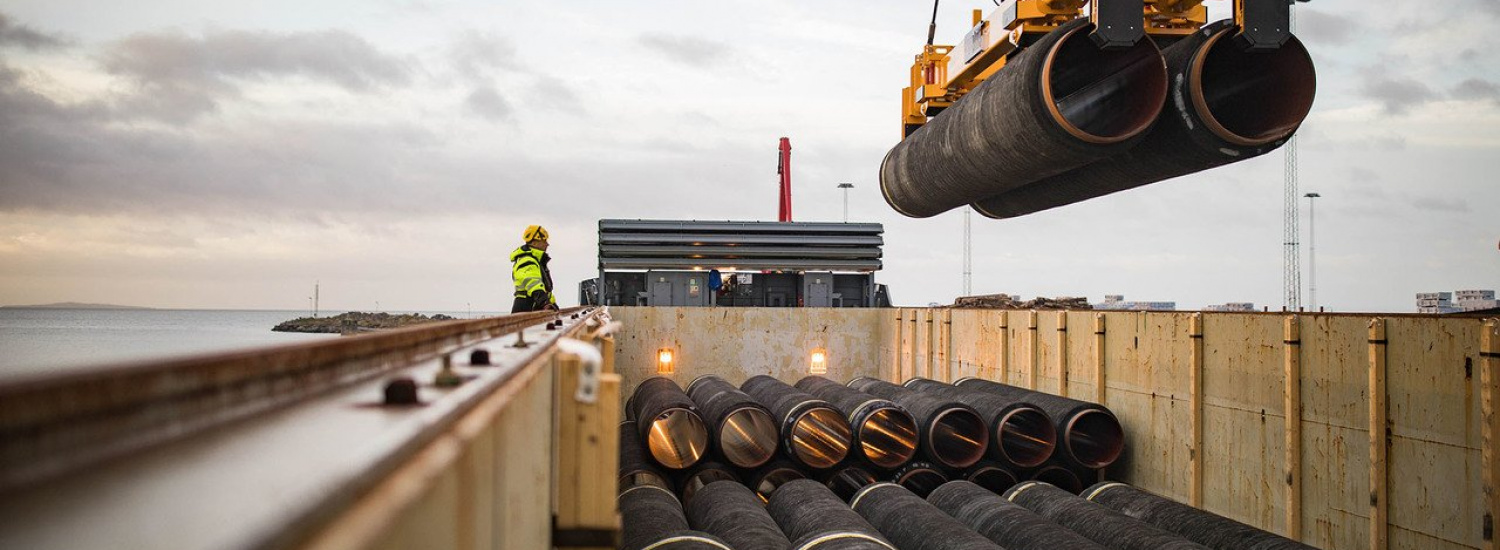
[{"xmin": 926, "ymin": 0, "xmax": 940, "ymax": 46}]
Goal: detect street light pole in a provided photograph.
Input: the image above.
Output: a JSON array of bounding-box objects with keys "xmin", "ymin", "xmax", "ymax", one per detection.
[
  {"xmin": 1305, "ymin": 192, "xmax": 1321, "ymax": 311},
  {"xmin": 837, "ymin": 183, "xmax": 854, "ymax": 223}
]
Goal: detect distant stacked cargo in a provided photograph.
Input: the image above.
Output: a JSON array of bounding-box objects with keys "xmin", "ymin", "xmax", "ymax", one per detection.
[
  {"xmin": 1203, "ymin": 302, "xmax": 1256, "ymax": 312},
  {"xmin": 1417, "ymin": 290, "xmax": 1497, "ymax": 313},
  {"xmin": 1093, "ymin": 295, "xmax": 1176, "ymax": 311}
]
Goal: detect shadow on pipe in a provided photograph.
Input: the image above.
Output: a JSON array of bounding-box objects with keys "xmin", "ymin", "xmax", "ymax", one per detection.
[
  {"xmin": 742, "ymin": 375, "xmax": 853, "ymax": 470},
  {"xmin": 630, "ymin": 377, "xmax": 710, "ymax": 470},
  {"xmin": 687, "ymin": 375, "xmax": 779, "ymax": 469},
  {"xmin": 796, "ymin": 376, "xmax": 919, "ymax": 470},
  {"xmin": 848, "ymin": 377, "xmax": 989, "ymax": 469},
  {"xmin": 1085, "ymin": 482, "xmax": 1318, "ymax": 550},
  {"xmin": 850, "ymin": 483, "xmax": 1004, "ymax": 549},
  {"xmin": 1005, "ymin": 481, "xmax": 1210, "ymax": 550},
  {"xmin": 928, "ymin": 480, "xmax": 1108, "ymax": 550},
  {"xmin": 954, "ymin": 377, "xmax": 1124, "ymax": 469},
  {"xmin": 675, "ymin": 460, "xmax": 739, "ymax": 506},
  {"xmin": 905, "ymin": 378, "xmax": 1057, "ymax": 468},
  {"xmin": 767, "ymin": 479, "xmax": 897, "ymax": 550},
  {"xmin": 1028, "ymin": 465, "xmax": 1085, "ymax": 494}
]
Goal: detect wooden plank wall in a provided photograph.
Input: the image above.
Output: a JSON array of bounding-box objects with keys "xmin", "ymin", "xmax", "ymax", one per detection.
[{"xmin": 888, "ymin": 308, "xmax": 1495, "ymax": 550}]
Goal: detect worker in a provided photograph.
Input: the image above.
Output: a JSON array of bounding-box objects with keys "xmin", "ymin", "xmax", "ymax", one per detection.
[{"xmin": 511, "ymin": 225, "xmax": 557, "ymax": 313}]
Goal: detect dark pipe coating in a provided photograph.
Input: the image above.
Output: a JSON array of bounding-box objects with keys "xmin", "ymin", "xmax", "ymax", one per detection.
[
  {"xmin": 881, "ymin": 17, "xmax": 1168, "ymax": 218},
  {"xmin": 767, "ymin": 479, "xmax": 896, "ymax": 550},
  {"xmin": 631, "ymin": 377, "xmax": 710, "ymax": 470},
  {"xmin": 1085, "ymin": 482, "xmax": 1318, "ymax": 550},
  {"xmin": 686, "ymin": 481, "xmax": 792, "ymax": 550},
  {"xmin": 849, "ymin": 483, "xmax": 1004, "ymax": 550},
  {"xmin": 619, "ymin": 485, "xmax": 691, "ymax": 550},
  {"xmin": 687, "ymin": 375, "xmax": 779, "ymax": 469},
  {"xmin": 747, "ymin": 460, "xmax": 807, "ymax": 503},
  {"xmin": 619, "ymin": 420, "xmax": 673, "ymax": 493},
  {"xmin": 962, "ymin": 462, "xmax": 1020, "ymax": 495},
  {"xmin": 905, "ymin": 377, "xmax": 1057, "ymax": 468},
  {"xmin": 927, "ymin": 480, "xmax": 1109, "ymax": 550},
  {"xmin": 847, "ymin": 377, "xmax": 989, "ymax": 469},
  {"xmin": 742, "ymin": 375, "xmax": 853, "ymax": 470},
  {"xmin": 954, "ymin": 377, "xmax": 1125, "ymax": 469},
  {"xmin": 972, "ymin": 21, "xmax": 1317, "ymax": 219},
  {"xmin": 675, "ymin": 460, "xmax": 740, "ymax": 506},
  {"xmin": 1005, "ymin": 481, "xmax": 1211, "ymax": 550},
  {"xmin": 1029, "ymin": 465, "xmax": 1086, "ymax": 494},
  {"xmin": 796, "ymin": 376, "xmax": 919, "ymax": 469},
  {"xmin": 821, "ymin": 465, "xmax": 881, "ymax": 502},
  {"xmin": 890, "ymin": 461, "xmax": 949, "ymax": 499}
]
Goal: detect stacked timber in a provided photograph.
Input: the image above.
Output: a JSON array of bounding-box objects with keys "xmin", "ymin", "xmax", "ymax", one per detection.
[{"xmin": 951, "ymin": 294, "xmax": 1092, "ymax": 310}]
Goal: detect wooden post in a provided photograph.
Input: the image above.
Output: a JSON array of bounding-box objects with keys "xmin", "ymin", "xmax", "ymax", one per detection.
[
  {"xmin": 1368, "ymin": 318, "xmax": 1388, "ymax": 550},
  {"xmin": 1189, "ymin": 313, "xmax": 1204, "ymax": 508},
  {"xmin": 925, "ymin": 309, "xmax": 936, "ymax": 380},
  {"xmin": 1481, "ymin": 319, "xmax": 1498, "ymax": 550},
  {"xmin": 1027, "ymin": 311, "xmax": 1040, "ymax": 390},
  {"xmin": 1093, "ymin": 313, "xmax": 1107, "ymax": 404},
  {"xmin": 943, "ymin": 309, "xmax": 954, "ymax": 382},
  {"xmin": 999, "ymin": 311, "xmax": 1011, "ymax": 383},
  {"xmin": 1057, "ymin": 311, "xmax": 1069, "ymax": 398},
  {"xmin": 598, "ymin": 334, "xmax": 617, "ymax": 375},
  {"xmin": 894, "ymin": 310, "xmax": 905, "ymax": 383},
  {"xmin": 1283, "ymin": 315, "xmax": 1303, "ymax": 541},
  {"xmin": 555, "ymin": 346, "xmax": 622, "ymax": 549}
]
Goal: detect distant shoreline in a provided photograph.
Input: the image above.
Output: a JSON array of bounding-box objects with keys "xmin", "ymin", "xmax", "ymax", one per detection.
[{"xmin": 0, "ymin": 302, "xmax": 155, "ymax": 310}]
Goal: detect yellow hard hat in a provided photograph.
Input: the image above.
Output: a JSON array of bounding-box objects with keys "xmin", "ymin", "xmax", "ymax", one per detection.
[{"xmin": 523, "ymin": 225, "xmax": 549, "ymax": 242}]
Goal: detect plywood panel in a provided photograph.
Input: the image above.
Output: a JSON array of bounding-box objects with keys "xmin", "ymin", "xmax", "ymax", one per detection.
[{"xmin": 1035, "ymin": 311, "xmax": 1062, "ymax": 395}]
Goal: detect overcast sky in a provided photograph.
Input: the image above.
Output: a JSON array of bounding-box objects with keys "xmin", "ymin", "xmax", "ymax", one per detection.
[{"xmin": 0, "ymin": 0, "xmax": 1495, "ymax": 313}]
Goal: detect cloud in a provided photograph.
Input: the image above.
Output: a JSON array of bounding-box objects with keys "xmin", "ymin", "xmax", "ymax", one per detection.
[
  {"xmin": 636, "ymin": 33, "xmax": 730, "ymax": 69},
  {"xmin": 464, "ymin": 85, "xmax": 512, "ymax": 121},
  {"xmin": 1358, "ymin": 73, "xmax": 1437, "ymax": 115},
  {"xmin": 0, "ymin": 12, "xmax": 70, "ymax": 51},
  {"xmin": 1296, "ymin": 9, "xmax": 1356, "ymax": 46},
  {"xmin": 100, "ymin": 28, "xmax": 412, "ymax": 122},
  {"xmin": 449, "ymin": 31, "xmax": 517, "ymax": 77},
  {"xmin": 1452, "ymin": 78, "xmax": 1500, "ymax": 102}
]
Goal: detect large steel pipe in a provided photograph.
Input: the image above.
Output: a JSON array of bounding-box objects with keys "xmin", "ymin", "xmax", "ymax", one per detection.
[
  {"xmin": 747, "ymin": 460, "xmax": 807, "ymax": 502},
  {"xmin": 687, "ymin": 375, "xmax": 779, "ymax": 469},
  {"xmin": 821, "ymin": 464, "xmax": 881, "ymax": 502},
  {"xmin": 619, "ymin": 485, "xmax": 734, "ymax": 550},
  {"xmin": 850, "ymin": 483, "xmax": 1004, "ymax": 550},
  {"xmin": 742, "ymin": 375, "xmax": 853, "ymax": 470},
  {"xmin": 620, "ymin": 420, "xmax": 673, "ymax": 492},
  {"xmin": 955, "ymin": 377, "xmax": 1124, "ymax": 469},
  {"xmin": 686, "ymin": 481, "xmax": 793, "ymax": 550},
  {"xmin": 847, "ymin": 377, "xmax": 989, "ymax": 469},
  {"xmin": 972, "ymin": 21, "xmax": 1317, "ymax": 218},
  {"xmin": 890, "ymin": 461, "xmax": 949, "ymax": 499},
  {"xmin": 905, "ymin": 377, "xmax": 1057, "ymax": 468},
  {"xmin": 1028, "ymin": 464, "xmax": 1085, "ymax": 494},
  {"xmin": 881, "ymin": 17, "xmax": 1168, "ymax": 218},
  {"xmin": 1004, "ymin": 481, "xmax": 1210, "ymax": 550},
  {"xmin": 767, "ymin": 479, "xmax": 897, "ymax": 550},
  {"xmin": 1085, "ymin": 482, "xmax": 1318, "ymax": 550},
  {"xmin": 675, "ymin": 460, "xmax": 740, "ymax": 505},
  {"xmin": 928, "ymin": 480, "xmax": 1109, "ymax": 550},
  {"xmin": 796, "ymin": 376, "xmax": 919, "ymax": 469},
  {"xmin": 630, "ymin": 377, "xmax": 710, "ymax": 470},
  {"xmin": 962, "ymin": 462, "xmax": 1020, "ymax": 495}
]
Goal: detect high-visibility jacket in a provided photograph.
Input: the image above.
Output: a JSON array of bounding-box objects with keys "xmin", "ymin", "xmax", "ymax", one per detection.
[{"xmin": 510, "ymin": 245, "xmax": 555, "ymax": 305}]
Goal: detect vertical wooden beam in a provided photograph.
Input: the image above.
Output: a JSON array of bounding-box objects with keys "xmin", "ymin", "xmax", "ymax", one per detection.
[
  {"xmin": 1057, "ymin": 311, "xmax": 1070, "ymax": 398},
  {"xmin": 1480, "ymin": 319, "xmax": 1498, "ymax": 550},
  {"xmin": 554, "ymin": 347, "xmax": 622, "ymax": 549},
  {"xmin": 1189, "ymin": 313, "xmax": 1205, "ymax": 508},
  {"xmin": 943, "ymin": 309, "xmax": 954, "ymax": 382},
  {"xmin": 909, "ymin": 309, "xmax": 919, "ymax": 381},
  {"xmin": 894, "ymin": 309, "xmax": 905, "ymax": 383},
  {"xmin": 1368, "ymin": 318, "xmax": 1388, "ymax": 550},
  {"xmin": 999, "ymin": 311, "xmax": 1011, "ymax": 383},
  {"xmin": 1283, "ymin": 315, "xmax": 1303, "ymax": 541},
  {"xmin": 1093, "ymin": 313, "xmax": 1107, "ymax": 404},
  {"xmin": 925, "ymin": 309, "xmax": 936, "ymax": 380},
  {"xmin": 1027, "ymin": 310, "xmax": 1040, "ymax": 390}
]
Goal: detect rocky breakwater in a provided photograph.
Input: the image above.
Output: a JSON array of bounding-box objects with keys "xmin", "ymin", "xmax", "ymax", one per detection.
[{"xmin": 273, "ymin": 311, "xmax": 457, "ymax": 334}]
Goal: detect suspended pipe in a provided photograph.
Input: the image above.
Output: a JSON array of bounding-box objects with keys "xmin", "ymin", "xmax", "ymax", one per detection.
[
  {"xmin": 619, "ymin": 420, "xmax": 673, "ymax": 493},
  {"xmin": 927, "ymin": 480, "xmax": 1109, "ymax": 550},
  {"xmin": 795, "ymin": 376, "xmax": 919, "ymax": 469},
  {"xmin": 767, "ymin": 479, "xmax": 897, "ymax": 550},
  {"xmin": 675, "ymin": 460, "xmax": 739, "ymax": 506},
  {"xmin": 881, "ymin": 17, "xmax": 1168, "ymax": 218},
  {"xmin": 972, "ymin": 21, "xmax": 1317, "ymax": 218},
  {"xmin": 849, "ymin": 482, "xmax": 1005, "ymax": 550},
  {"xmin": 619, "ymin": 485, "xmax": 734, "ymax": 550},
  {"xmin": 742, "ymin": 375, "xmax": 853, "ymax": 470},
  {"xmin": 847, "ymin": 377, "xmax": 989, "ymax": 469},
  {"xmin": 1005, "ymin": 481, "xmax": 1211, "ymax": 550},
  {"xmin": 686, "ymin": 375, "xmax": 779, "ymax": 469},
  {"xmin": 905, "ymin": 378, "xmax": 1057, "ymax": 468},
  {"xmin": 1085, "ymin": 482, "xmax": 1318, "ymax": 550},
  {"xmin": 747, "ymin": 460, "xmax": 807, "ymax": 503},
  {"xmin": 961, "ymin": 462, "xmax": 1020, "ymax": 495},
  {"xmin": 630, "ymin": 377, "xmax": 710, "ymax": 470},
  {"xmin": 1028, "ymin": 465, "xmax": 1085, "ymax": 494},
  {"xmin": 954, "ymin": 377, "xmax": 1124, "ymax": 469},
  {"xmin": 686, "ymin": 481, "xmax": 793, "ymax": 550},
  {"xmin": 821, "ymin": 464, "xmax": 881, "ymax": 502}
]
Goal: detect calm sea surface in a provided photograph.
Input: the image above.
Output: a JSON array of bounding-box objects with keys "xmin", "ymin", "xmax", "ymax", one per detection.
[{"xmin": 0, "ymin": 309, "xmax": 483, "ymax": 381}]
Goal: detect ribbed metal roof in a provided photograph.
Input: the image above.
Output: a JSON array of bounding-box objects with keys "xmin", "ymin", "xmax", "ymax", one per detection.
[{"xmin": 598, "ymin": 219, "xmax": 883, "ymax": 272}]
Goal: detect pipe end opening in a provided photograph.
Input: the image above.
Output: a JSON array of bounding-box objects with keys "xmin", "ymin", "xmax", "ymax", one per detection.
[
  {"xmin": 998, "ymin": 407, "xmax": 1057, "ymax": 468},
  {"xmin": 1065, "ymin": 410, "xmax": 1125, "ymax": 468},
  {"xmin": 720, "ymin": 407, "xmax": 779, "ymax": 469},
  {"xmin": 790, "ymin": 407, "xmax": 853, "ymax": 470},
  {"xmin": 930, "ymin": 407, "xmax": 989, "ymax": 469},
  {"xmin": 860, "ymin": 407, "xmax": 919, "ymax": 469},
  {"xmin": 648, "ymin": 408, "xmax": 708, "ymax": 469}
]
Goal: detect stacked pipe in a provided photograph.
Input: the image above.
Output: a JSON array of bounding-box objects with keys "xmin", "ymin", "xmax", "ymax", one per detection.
[
  {"xmin": 676, "ymin": 460, "xmax": 739, "ymax": 505},
  {"xmin": 821, "ymin": 464, "xmax": 881, "ymax": 502},
  {"xmin": 849, "ymin": 483, "xmax": 1003, "ymax": 550},
  {"xmin": 686, "ymin": 481, "xmax": 791, "ymax": 550},
  {"xmin": 847, "ymin": 377, "xmax": 989, "ymax": 470},
  {"xmin": 796, "ymin": 376, "xmax": 919, "ymax": 470},
  {"xmin": 630, "ymin": 377, "xmax": 710, "ymax": 470},
  {"xmin": 619, "ymin": 420, "xmax": 672, "ymax": 492},
  {"xmin": 880, "ymin": 17, "xmax": 1169, "ymax": 218},
  {"xmin": 1085, "ymin": 482, "xmax": 1318, "ymax": 550},
  {"xmin": 1005, "ymin": 481, "xmax": 1211, "ymax": 550},
  {"xmin": 687, "ymin": 375, "xmax": 780, "ymax": 469},
  {"xmin": 971, "ymin": 21, "xmax": 1316, "ymax": 218},
  {"xmin": 904, "ymin": 377, "xmax": 1057, "ymax": 469},
  {"xmin": 960, "ymin": 461, "xmax": 1020, "ymax": 495},
  {"xmin": 767, "ymin": 479, "xmax": 896, "ymax": 550},
  {"xmin": 927, "ymin": 480, "xmax": 1108, "ymax": 550},
  {"xmin": 741, "ymin": 375, "xmax": 853, "ymax": 470},
  {"xmin": 618, "ymin": 485, "xmax": 733, "ymax": 550},
  {"xmin": 890, "ymin": 461, "xmax": 949, "ymax": 499},
  {"xmin": 953, "ymin": 377, "xmax": 1124, "ymax": 473},
  {"xmin": 747, "ymin": 460, "xmax": 807, "ymax": 502}
]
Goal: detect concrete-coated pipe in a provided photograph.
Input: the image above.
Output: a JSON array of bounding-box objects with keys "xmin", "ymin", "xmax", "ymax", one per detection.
[
  {"xmin": 972, "ymin": 21, "xmax": 1317, "ymax": 218},
  {"xmin": 687, "ymin": 375, "xmax": 779, "ymax": 469},
  {"xmin": 821, "ymin": 464, "xmax": 880, "ymax": 502},
  {"xmin": 848, "ymin": 377, "xmax": 989, "ymax": 470},
  {"xmin": 850, "ymin": 482, "xmax": 1004, "ymax": 550},
  {"xmin": 955, "ymin": 377, "xmax": 1124, "ymax": 469},
  {"xmin": 1085, "ymin": 482, "xmax": 1317, "ymax": 550},
  {"xmin": 905, "ymin": 377, "xmax": 1057, "ymax": 468},
  {"xmin": 631, "ymin": 377, "xmax": 710, "ymax": 470},
  {"xmin": 619, "ymin": 420, "xmax": 673, "ymax": 493},
  {"xmin": 747, "ymin": 460, "xmax": 807, "ymax": 503},
  {"xmin": 686, "ymin": 481, "xmax": 792, "ymax": 550},
  {"xmin": 1028, "ymin": 464, "xmax": 1085, "ymax": 494},
  {"xmin": 796, "ymin": 376, "xmax": 918, "ymax": 469},
  {"xmin": 675, "ymin": 460, "xmax": 739, "ymax": 506},
  {"xmin": 620, "ymin": 485, "xmax": 734, "ymax": 550},
  {"xmin": 961, "ymin": 462, "xmax": 1020, "ymax": 495},
  {"xmin": 881, "ymin": 17, "xmax": 1168, "ymax": 218},
  {"xmin": 768, "ymin": 479, "xmax": 896, "ymax": 550},
  {"xmin": 928, "ymin": 480, "xmax": 1108, "ymax": 550},
  {"xmin": 742, "ymin": 375, "xmax": 853, "ymax": 470},
  {"xmin": 890, "ymin": 461, "xmax": 949, "ymax": 499},
  {"xmin": 1005, "ymin": 481, "xmax": 1210, "ymax": 550}
]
